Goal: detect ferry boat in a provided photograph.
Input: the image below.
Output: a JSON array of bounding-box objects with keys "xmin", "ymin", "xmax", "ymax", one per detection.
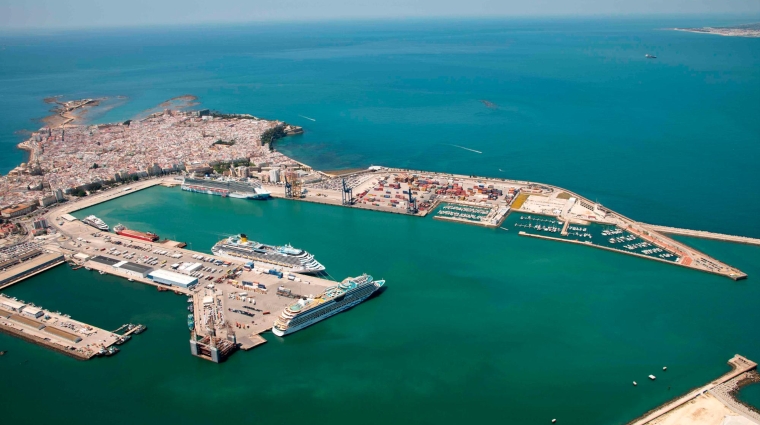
[
  {"xmin": 82, "ymin": 215, "xmax": 109, "ymax": 231},
  {"xmin": 182, "ymin": 177, "xmax": 271, "ymax": 200},
  {"xmin": 113, "ymin": 224, "xmax": 159, "ymax": 242},
  {"xmin": 211, "ymin": 234, "xmax": 325, "ymax": 274},
  {"xmin": 273, "ymin": 274, "xmax": 384, "ymax": 337}
]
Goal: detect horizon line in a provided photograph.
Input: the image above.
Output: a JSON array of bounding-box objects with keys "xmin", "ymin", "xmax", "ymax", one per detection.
[{"xmin": 1, "ymin": 12, "xmax": 759, "ymax": 35}]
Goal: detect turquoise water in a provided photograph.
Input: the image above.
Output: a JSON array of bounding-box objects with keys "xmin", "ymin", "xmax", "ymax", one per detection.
[
  {"xmin": 2, "ymin": 186, "xmax": 756, "ymax": 424},
  {"xmin": 1, "ymin": 18, "xmax": 760, "ymax": 424},
  {"xmin": 1, "ymin": 17, "xmax": 759, "ymax": 237}
]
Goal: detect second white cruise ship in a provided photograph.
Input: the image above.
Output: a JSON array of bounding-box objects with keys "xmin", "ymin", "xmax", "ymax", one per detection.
[
  {"xmin": 272, "ymin": 274, "xmax": 384, "ymax": 336},
  {"xmin": 211, "ymin": 234, "xmax": 325, "ymax": 274}
]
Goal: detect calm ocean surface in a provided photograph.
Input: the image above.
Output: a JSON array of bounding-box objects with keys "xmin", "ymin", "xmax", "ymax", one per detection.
[{"xmin": 1, "ymin": 17, "xmax": 759, "ymax": 424}]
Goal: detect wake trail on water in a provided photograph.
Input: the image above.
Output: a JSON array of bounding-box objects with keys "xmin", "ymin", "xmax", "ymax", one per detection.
[
  {"xmin": 298, "ymin": 115, "xmax": 316, "ymax": 122},
  {"xmin": 449, "ymin": 144, "xmax": 482, "ymax": 154}
]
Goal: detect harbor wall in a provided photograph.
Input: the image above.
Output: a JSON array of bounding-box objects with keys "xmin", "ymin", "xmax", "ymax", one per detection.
[
  {"xmin": 517, "ymin": 232, "xmax": 746, "ymax": 281},
  {"xmin": 0, "ymin": 322, "xmax": 90, "ymax": 360}
]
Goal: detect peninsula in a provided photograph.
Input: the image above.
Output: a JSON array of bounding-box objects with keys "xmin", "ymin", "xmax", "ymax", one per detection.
[
  {"xmin": 673, "ymin": 23, "xmax": 760, "ymax": 38},
  {"xmin": 0, "ymin": 101, "xmax": 752, "ymax": 281}
]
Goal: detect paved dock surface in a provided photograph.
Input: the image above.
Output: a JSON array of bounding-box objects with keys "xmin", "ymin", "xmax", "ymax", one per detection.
[{"xmin": 0, "ymin": 297, "xmax": 124, "ymax": 359}]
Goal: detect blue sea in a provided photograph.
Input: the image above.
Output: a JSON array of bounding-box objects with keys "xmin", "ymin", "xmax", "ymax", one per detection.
[
  {"xmin": 1, "ymin": 16, "xmax": 759, "ymax": 236},
  {"xmin": 1, "ymin": 17, "xmax": 760, "ymax": 424}
]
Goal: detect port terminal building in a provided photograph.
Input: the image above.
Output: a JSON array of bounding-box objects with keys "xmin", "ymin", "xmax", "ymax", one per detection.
[{"xmin": 148, "ymin": 269, "xmax": 197, "ymax": 288}]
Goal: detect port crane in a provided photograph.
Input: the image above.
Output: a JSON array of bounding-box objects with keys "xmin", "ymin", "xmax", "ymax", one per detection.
[
  {"xmin": 341, "ymin": 179, "xmax": 354, "ymax": 205},
  {"xmin": 407, "ymin": 188, "xmax": 418, "ymax": 214},
  {"xmin": 284, "ymin": 174, "xmax": 293, "ymax": 198}
]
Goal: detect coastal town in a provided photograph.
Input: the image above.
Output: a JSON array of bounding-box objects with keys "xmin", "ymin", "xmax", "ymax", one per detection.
[
  {"xmin": 1, "ymin": 101, "xmax": 759, "ymax": 424},
  {"xmin": 1, "ymin": 108, "xmax": 305, "ymax": 210},
  {"xmin": 1, "ymin": 102, "xmax": 755, "ymax": 281}
]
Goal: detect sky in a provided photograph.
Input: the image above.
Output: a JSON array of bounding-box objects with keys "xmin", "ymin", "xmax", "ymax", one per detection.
[{"xmin": 1, "ymin": 0, "xmax": 759, "ymax": 30}]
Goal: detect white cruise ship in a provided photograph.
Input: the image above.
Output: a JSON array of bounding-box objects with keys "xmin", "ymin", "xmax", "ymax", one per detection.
[
  {"xmin": 182, "ymin": 177, "xmax": 271, "ymax": 200},
  {"xmin": 272, "ymin": 274, "xmax": 384, "ymax": 336},
  {"xmin": 81, "ymin": 215, "xmax": 109, "ymax": 231},
  {"xmin": 211, "ymin": 234, "xmax": 325, "ymax": 274}
]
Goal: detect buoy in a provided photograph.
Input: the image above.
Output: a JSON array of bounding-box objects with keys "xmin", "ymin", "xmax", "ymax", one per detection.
[
  {"xmin": 663, "ymin": 366, "xmax": 667, "ymax": 371},
  {"xmin": 633, "ymin": 381, "xmax": 637, "ymax": 386}
]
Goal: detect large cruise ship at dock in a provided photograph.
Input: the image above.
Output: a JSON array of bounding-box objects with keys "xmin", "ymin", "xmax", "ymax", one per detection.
[
  {"xmin": 181, "ymin": 177, "xmax": 270, "ymax": 200},
  {"xmin": 82, "ymin": 215, "xmax": 109, "ymax": 231},
  {"xmin": 211, "ymin": 234, "xmax": 325, "ymax": 274},
  {"xmin": 273, "ymin": 274, "xmax": 384, "ymax": 336}
]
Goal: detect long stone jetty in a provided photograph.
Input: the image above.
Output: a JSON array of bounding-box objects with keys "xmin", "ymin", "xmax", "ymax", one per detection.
[
  {"xmin": 642, "ymin": 223, "xmax": 760, "ymax": 246},
  {"xmin": 627, "ymin": 355, "xmax": 758, "ymax": 425}
]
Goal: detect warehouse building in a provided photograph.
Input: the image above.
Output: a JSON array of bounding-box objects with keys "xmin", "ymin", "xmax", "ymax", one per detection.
[
  {"xmin": 89, "ymin": 255, "xmax": 120, "ymax": 267},
  {"xmin": 148, "ymin": 269, "xmax": 198, "ymax": 289},
  {"xmin": 113, "ymin": 261, "xmax": 153, "ymax": 278},
  {"xmin": 22, "ymin": 305, "xmax": 44, "ymax": 319},
  {"xmin": 1, "ymin": 298, "xmax": 26, "ymax": 312}
]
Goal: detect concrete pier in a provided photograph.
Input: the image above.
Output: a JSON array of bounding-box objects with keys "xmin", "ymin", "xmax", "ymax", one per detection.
[
  {"xmin": 0, "ymin": 295, "xmax": 126, "ymax": 360},
  {"xmin": 642, "ymin": 223, "xmax": 760, "ymax": 246},
  {"xmin": 0, "ymin": 252, "xmax": 65, "ymax": 289},
  {"xmin": 627, "ymin": 355, "xmax": 758, "ymax": 425}
]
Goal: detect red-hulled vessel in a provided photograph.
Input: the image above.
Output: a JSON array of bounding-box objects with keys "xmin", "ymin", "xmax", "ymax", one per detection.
[{"xmin": 113, "ymin": 224, "xmax": 159, "ymax": 242}]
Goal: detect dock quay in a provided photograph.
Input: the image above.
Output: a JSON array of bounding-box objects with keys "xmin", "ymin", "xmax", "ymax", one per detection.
[
  {"xmin": 518, "ymin": 231, "xmax": 747, "ymax": 280},
  {"xmin": 35, "ymin": 199, "xmax": 345, "ymax": 362},
  {"xmin": 260, "ymin": 166, "xmax": 748, "ymax": 279},
  {"xmin": 39, "ymin": 167, "xmax": 750, "ymax": 282},
  {"xmin": 641, "ymin": 223, "xmax": 760, "ymax": 246},
  {"xmin": 0, "ymin": 250, "xmax": 65, "ymax": 289},
  {"xmin": 0, "ymin": 294, "xmax": 135, "ymax": 360},
  {"xmin": 627, "ymin": 355, "xmax": 758, "ymax": 425}
]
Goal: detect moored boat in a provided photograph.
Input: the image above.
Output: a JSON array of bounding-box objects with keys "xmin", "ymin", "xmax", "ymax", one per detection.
[
  {"xmin": 82, "ymin": 215, "xmax": 109, "ymax": 231},
  {"xmin": 272, "ymin": 274, "xmax": 384, "ymax": 337},
  {"xmin": 212, "ymin": 234, "xmax": 325, "ymax": 274},
  {"xmin": 113, "ymin": 223, "xmax": 159, "ymax": 242}
]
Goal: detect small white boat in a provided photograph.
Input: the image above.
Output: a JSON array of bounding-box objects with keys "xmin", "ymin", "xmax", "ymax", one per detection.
[
  {"xmin": 649, "ymin": 375, "xmax": 656, "ymax": 380},
  {"xmin": 99, "ymin": 270, "xmax": 105, "ymax": 275},
  {"xmin": 633, "ymin": 381, "xmax": 637, "ymax": 386}
]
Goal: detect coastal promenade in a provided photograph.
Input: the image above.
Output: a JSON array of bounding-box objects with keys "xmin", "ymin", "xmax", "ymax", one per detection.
[
  {"xmin": 628, "ymin": 355, "xmax": 759, "ymax": 425},
  {"xmin": 641, "ymin": 224, "xmax": 760, "ymax": 246}
]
